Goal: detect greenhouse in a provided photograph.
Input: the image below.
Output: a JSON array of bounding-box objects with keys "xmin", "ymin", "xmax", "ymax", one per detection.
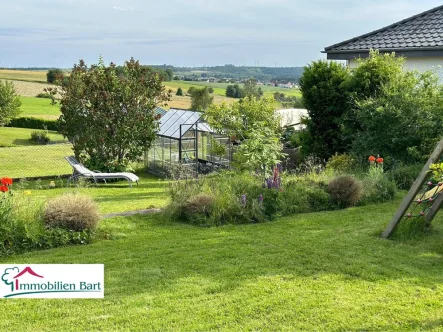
[{"xmin": 146, "ymin": 109, "xmax": 232, "ymax": 177}]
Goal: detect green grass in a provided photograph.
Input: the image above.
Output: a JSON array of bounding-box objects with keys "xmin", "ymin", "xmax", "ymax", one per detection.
[
  {"xmin": 0, "ymin": 143, "xmax": 72, "ymax": 178},
  {"xmin": 0, "ymin": 127, "xmax": 66, "ymax": 147},
  {"xmin": 166, "ymin": 80, "xmax": 302, "ymax": 99},
  {"xmin": 2, "ymin": 198, "xmax": 443, "ymax": 330},
  {"xmin": 19, "ymin": 96, "xmax": 61, "ymax": 120},
  {"xmin": 12, "ymin": 174, "xmax": 169, "ymax": 214}
]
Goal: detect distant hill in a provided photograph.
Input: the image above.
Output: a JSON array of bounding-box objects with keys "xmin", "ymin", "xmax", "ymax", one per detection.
[{"xmin": 150, "ymin": 64, "xmax": 304, "ymax": 82}]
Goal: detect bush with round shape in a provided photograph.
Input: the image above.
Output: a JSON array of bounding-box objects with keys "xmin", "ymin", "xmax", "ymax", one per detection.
[
  {"xmin": 327, "ymin": 175, "xmax": 363, "ymax": 207},
  {"xmin": 180, "ymin": 194, "xmax": 216, "ymax": 225},
  {"xmin": 44, "ymin": 193, "xmax": 100, "ymax": 231}
]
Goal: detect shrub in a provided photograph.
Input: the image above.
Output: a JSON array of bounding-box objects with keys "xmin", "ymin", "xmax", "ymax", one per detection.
[
  {"xmin": 6, "ymin": 117, "xmax": 59, "ymax": 130},
  {"xmin": 44, "ymin": 193, "xmax": 100, "ymax": 231},
  {"xmin": 30, "ymin": 130, "xmax": 50, "ymax": 144},
  {"xmin": 326, "ymin": 153, "xmax": 357, "ymax": 174},
  {"xmin": 387, "ymin": 164, "xmax": 422, "ymax": 190},
  {"xmin": 176, "ymin": 87, "xmax": 183, "ymax": 96},
  {"xmin": 327, "ymin": 175, "xmax": 363, "ymax": 207},
  {"xmin": 36, "ymin": 92, "xmax": 53, "ymax": 99},
  {"xmin": 360, "ymin": 170, "xmax": 397, "ymax": 204},
  {"xmin": 180, "ymin": 194, "xmax": 216, "ymax": 225},
  {"xmin": 46, "ymin": 69, "xmax": 64, "ymax": 83}
]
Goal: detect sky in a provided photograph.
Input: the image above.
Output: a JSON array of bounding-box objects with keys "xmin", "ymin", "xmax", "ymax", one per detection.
[{"xmin": 0, "ymin": 0, "xmax": 441, "ymax": 68}]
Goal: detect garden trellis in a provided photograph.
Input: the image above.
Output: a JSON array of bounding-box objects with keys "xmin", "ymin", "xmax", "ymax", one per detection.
[
  {"xmin": 382, "ymin": 138, "xmax": 443, "ymax": 238},
  {"xmin": 146, "ymin": 109, "xmax": 231, "ymax": 177}
]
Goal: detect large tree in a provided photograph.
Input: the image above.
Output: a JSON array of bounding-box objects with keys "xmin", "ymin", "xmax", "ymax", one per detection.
[
  {"xmin": 0, "ymin": 80, "xmax": 21, "ymax": 126},
  {"xmin": 58, "ymin": 57, "xmax": 170, "ymax": 172},
  {"xmin": 190, "ymin": 87, "xmax": 213, "ymax": 111},
  {"xmin": 299, "ymin": 60, "xmax": 350, "ymax": 160}
]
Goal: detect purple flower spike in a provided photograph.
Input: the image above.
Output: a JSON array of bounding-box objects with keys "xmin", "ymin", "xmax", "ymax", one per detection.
[
  {"xmin": 277, "ymin": 163, "xmax": 283, "ymax": 173},
  {"xmin": 258, "ymin": 194, "xmax": 263, "ymax": 204},
  {"xmin": 241, "ymin": 194, "xmax": 247, "ymax": 207}
]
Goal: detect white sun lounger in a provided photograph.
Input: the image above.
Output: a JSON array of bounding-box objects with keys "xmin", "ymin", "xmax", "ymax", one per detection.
[{"xmin": 65, "ymin": 156, "xmax": 139, "ymax": 187}]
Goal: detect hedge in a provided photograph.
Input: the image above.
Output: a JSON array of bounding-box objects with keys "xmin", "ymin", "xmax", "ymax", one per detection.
[{"xmin": 7, "ymin": 117, "xmax": 59, "ymax": 131}]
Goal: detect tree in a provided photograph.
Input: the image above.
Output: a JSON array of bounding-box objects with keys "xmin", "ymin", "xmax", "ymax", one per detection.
[
  {"xmin": 350, "ymin": 68, "xmax": 443, "ymax": 164},
  {"xmin": 299, "ymin": 60, "xmax": 350, "ymax": 160},
  {"xmin": 176, "ymin": 87, "xmax": 183, "ymax": 96},
  {"xmin": 208, "ymin": 87, "xmax": 214, "ymax": 93},
  {"xmin": 173, "ymin": 75, "xmax": 180, "ymax": 80},
  {"xmin": 187, "ymin": 86, "xmax": 196, "ymax": 95},
  {"xmin": 243, "ymin": 78, "xmax": 261, "ymax": 99},
  {"xmin": 46, "ymin": 69, "xmax": 64, "ymax": 83},
  {"xmin": 225, "ymin": 84, "xmax": 244, "ymax": 98},
  {"xmin": 58, "ymin": 57, "xmax": 171, "ymax": 172},
  {"xmin": 165, "ymin": 68, "xmax": 174, "ymax": 81},
  {"xmin": 0, "ymin": 80, "xmax": 21, "ymax": 126},
  {"xmin": 206, "ymin": 97, "xmax": 283, "ymax": 177},
  {"xmin": 189, "ymin": 87, "xmax": 213, "ymax": 111},
  {"xmin": 205, "ymin": 96, "xmax": 280, "ymax": 140}
]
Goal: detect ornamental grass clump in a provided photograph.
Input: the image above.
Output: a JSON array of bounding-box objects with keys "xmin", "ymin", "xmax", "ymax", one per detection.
[
  {"xmin": 327, "ymin": 175, "xmax": 363, "ymax": 208},
  {"xmin": 44, "ymin": 193, "xmax": 100, "ymax": 231}
]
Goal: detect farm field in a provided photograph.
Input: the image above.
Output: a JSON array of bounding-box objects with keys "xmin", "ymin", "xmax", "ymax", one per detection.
[
  {"xmin": 2, "ymin": 198, "xmax": 443, "ymax": 330},
  {"xmin": 0, "ymin": 69, "xmax": 47, "ymax": 82},
  {"xmin": 166, "ymin": 80, "xmax": 302, "ymax": 98},
  {"xmin": 0, "ymin": 127, "xmax": 66, "ymax": 147}
]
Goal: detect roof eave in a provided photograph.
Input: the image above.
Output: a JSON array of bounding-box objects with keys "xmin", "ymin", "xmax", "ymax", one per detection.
[{"xmin": 324, "ymin": 48, "xmax": 443, "ymax": 60}]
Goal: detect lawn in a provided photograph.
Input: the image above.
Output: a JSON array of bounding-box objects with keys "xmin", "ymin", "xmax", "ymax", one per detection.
[
  {"xmin": 2, "ymin": 198, "xmax": 443, "ymax": 330},
  {"xmin": 0, "ymin": 143, "xmax": 73, "ymax": 178},
  {"xmin": 11, "ymin": 174, "xmax": 169, "ymax": 214},
  {"xmin": 0, "ymin": 127, "xmax": 66, "ymax": 147},
  {"xmin": 19, "ymin": 96, "xmax": 61, "ymax": 120}
]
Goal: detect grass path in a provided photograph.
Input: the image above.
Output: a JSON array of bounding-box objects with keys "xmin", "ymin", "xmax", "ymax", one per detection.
[
  {"xmin": 2, "ymin": 199, "xmax": 443, "ymax": 330},
  {"xmin": 19, "ymin": 96, "xmax": 61, "ymax": 119},
  {"xmin": 0, "ymin": 127, "xmax": 66, "ymax": 147}
]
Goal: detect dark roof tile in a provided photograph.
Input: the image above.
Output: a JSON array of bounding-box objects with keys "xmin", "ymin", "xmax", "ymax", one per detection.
[{"xmin": 325, "ymin": 5, "xmax": 443, "ymax": 52}]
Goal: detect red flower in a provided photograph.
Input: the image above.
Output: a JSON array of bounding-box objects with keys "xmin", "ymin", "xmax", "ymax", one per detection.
[
  {"xmin": 376, "ymin": 158, "xmax": 384, "ymax": 164},
  {"xmin": 0, "ymin": 178, "xmax": 12, "ymax": 186},
  {"xmin": 0, "ymin": 185, "xmax": 8, "ymax": 192},
  {"xmin": 368, "ymin": 156, "xmax": 376, "ymax": 162}
]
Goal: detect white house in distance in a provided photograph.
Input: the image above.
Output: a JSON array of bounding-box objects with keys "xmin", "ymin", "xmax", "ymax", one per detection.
[{"xmin": 323, "ymin": 5, "xmax": 443, "ymax": 78}]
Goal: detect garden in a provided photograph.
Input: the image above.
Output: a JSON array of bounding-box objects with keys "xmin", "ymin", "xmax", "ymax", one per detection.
[{"xmin": 1, "ymin": 53, "xmax": 443, "ymax": 330}]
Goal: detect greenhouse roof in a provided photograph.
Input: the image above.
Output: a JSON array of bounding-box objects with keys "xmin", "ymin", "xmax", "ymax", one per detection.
[{"xmin": 157, "ymin": 109, "xmax": 213, "ymax": 139}]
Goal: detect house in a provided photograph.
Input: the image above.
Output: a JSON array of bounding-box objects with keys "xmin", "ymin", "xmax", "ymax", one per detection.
[
  {"xmin": 324, "ymin": 5, "xmax": 443, "ymax": 78},
  {"xmin": 277, "ymin": 82, "xmax": 293, "ymax": 89}
]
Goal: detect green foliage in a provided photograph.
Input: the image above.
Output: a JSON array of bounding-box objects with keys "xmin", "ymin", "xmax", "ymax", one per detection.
[
  {"xmin": 299, "ymin": 60, "xmax": 349, "ymax": 159},
  {"xmin": 206, "ymin": 96, "xmax": 280, "ymax": 140},
  {"xmin": 361, "ymin": 165, "xmax": 397, "ymax": 204},
  {"xmin": 178, "ymin": 194, "xmax": 216, "ymax": 225},
  {"xmin": 327, "ymin": 175, "xmax": 363, "ymax": 208},
  {"xmin": 189, "ymin": 87, "xmax": 214, "ymax": 111},
  {"xmin": 225, "ymin": 84, "xmax": 244, "ymax": 98},
  {"xmin": 0, "ymin": 80, "xmax": 21, "ymax": 126},
  {"xmin": 35, "ymin": 92, "xmax": 53, "ymax": 99},
  {"xmin": 30, "ymin": 129, "xmax": 51, "ymax": 144},
  {"xmin": 165, "ymin": 68, "xmax": 174, "ymax": 82},
  {"xmin": 233, "ymin": 125, "xmax": 285, "ymax": 177},
  {"xmin": 0, "ymin": 194, "xmax": 94, "ymax": 256},
  {"xmin": 6, "ymin": 117, "xmax": 58, "ymax": 130},
  {"xmin": 243, "ymin": 78, "xmax": 261, "ymax": 99},
  {"xmin": 350, "ymin": 69, "xmax": 443, "ymax": 164},
  {"xmin": 208, "ymin": 87, "xmax": 214, "ymax": 93},
  {"xmin": 176, "ymin": 87, "xmax": 183, "ymax": 96},
  {"xmin": 58, "ymin": 57, "xmax": 170, "ymax": 172},
  {"xmin": 326, "ymin": 153, "xmax": 357, "ymax": 174},
  {"xmin": 187, "ymin": 86, "xmax": 196, "ymax": 95},
  {"xmin": 46, "ymin": 69, "xmax": 64, "ymax": 83},
  {"xmin": 44, "ymin": 193, "xmax": 100, "ymax": 231},
  {"xmin": 387, "ymin": 164, "xmax": 422, "ymax": 190}
]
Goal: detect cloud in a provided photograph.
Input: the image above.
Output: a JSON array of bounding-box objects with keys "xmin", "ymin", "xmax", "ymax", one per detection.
[{"xmin": 112, "ymin": 6, "xmax": 135, "ymax": 11}]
